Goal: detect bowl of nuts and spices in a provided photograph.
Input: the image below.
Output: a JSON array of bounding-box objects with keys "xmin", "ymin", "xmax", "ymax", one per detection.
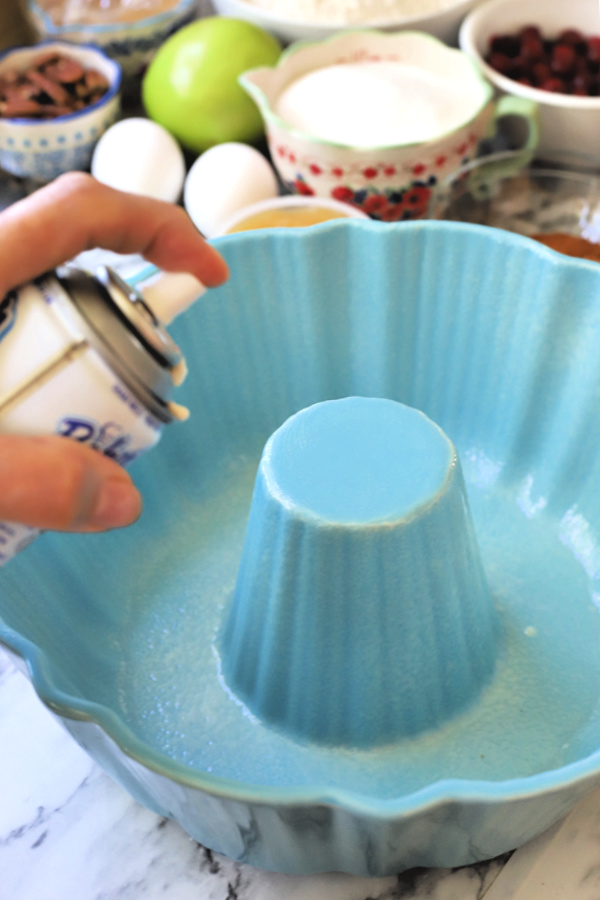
[{"xmin": 0, "ymin": 39, "xmax": 121, "ymax": 183}]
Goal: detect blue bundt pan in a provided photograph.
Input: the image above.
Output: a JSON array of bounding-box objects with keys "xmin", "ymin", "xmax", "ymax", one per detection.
[{"xmin": 2, "ymin": 219, "xmax": 600, "ymax": 875}]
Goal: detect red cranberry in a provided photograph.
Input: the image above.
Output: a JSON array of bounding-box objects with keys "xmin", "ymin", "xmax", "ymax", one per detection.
[
  {"xmin": 519, "ymin": 25, "xmax": 543, "ymax": 42},
  {"xmin": 572, "ymin": 72, "xmax": 591, "ymax": 92},
  {"xmin": 489, "ymin": 33, "xmax": 521, "ymax": 57},
  {"xmin": 541, "ymin": 77, "xmax": 567, "ymax": 92},
  {"xmin": 587, "ymin": 36, "xmax": 600, "ymax": 63},
  {"xmin": 520, "ymin": 36, "xmax": 545, "ymax": 62},
  {"xmin": 531, "ymin": 61, "xmax": 552, "ymax": 84},
  {"xmin": 488, "ymin": 52, "xmax": 515, "ymax": 76},
  {"xmin": 551, "ymin": 43, "xmax": 577, "ymax": 74},
  {"xmin": 558, "ymin": 28, "xmax": 585, "ymax": 47}
]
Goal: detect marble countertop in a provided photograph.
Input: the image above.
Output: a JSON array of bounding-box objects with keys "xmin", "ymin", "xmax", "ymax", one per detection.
[{"xmin": 2, "ymin": 647, "xmax": 600, "ymax": 900}]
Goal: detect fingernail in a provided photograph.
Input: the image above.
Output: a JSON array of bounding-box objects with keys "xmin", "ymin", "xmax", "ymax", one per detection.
[{"xmin": 88, "ymin": 478, "xmax": 142, "ymax": 530}]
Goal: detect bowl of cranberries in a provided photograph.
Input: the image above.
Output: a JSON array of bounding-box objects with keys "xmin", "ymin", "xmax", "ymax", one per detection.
[
  {"xmin": 486, "ymin": 26, "xmax": 600, "ymax": 97},
  {"xmin": 460, "ymin": 0, "xmax": 600, "ymax": 166}
]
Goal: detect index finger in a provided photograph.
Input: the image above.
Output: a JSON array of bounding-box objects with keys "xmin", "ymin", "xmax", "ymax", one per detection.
[{"xmin": 0, "ymin": 172, "xmax": 229, "ymax": 297}]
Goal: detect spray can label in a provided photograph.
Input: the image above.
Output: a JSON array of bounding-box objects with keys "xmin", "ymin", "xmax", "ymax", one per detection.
[{"xmin": 0, "ymin": 291, "xmax": 16, "ymax": 341}]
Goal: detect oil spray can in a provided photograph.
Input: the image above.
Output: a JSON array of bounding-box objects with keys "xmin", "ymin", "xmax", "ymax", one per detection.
[{"xmin": 0, "ymin": 263, "xmax": 201, "ymax": 564}]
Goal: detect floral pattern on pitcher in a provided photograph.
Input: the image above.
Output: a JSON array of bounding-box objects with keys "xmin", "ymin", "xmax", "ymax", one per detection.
[
  {"xmin": 334, "ymin": 181, "xmax": 436, "ymax": 221},
  {"xmin": 274, "ymin": 129, "xmax": 481, "ymax": 220},
  {"xmin": 275, "ymin": 134, "xmax": 478, "ymax": 222},
  {"xmin": 285, "ymin": 174, "xmax": 440, "ymax": 220}
]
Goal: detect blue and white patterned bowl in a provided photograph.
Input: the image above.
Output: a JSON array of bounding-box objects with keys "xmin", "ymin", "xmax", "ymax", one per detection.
[
  {"xmin": 4, "ymin": 220, "xmax": 600, "ymax": 875},
  {"xmin": 0, "ymin": 40, "xmax": 121, "ymax": 183},
  {"xmin": 28, "ymin": 0, "xmax": 197, "ymax": 83}
]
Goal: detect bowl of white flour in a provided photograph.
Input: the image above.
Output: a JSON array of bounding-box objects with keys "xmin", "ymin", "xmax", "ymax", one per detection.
[{"xmin": 211, "ymin": 0, "xmax": 482, "ymax": 45}]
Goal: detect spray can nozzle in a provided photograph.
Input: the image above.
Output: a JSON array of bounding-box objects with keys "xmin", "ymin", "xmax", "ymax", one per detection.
[{"xmin": 125, "ymin": 264, "xmax": 207, "ymax": 325}]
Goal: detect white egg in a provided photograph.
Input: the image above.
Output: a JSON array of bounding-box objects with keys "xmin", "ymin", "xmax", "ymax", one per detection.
[
  {"xmin": 184, "ymin": 142, "xmax": 279, "ymax": 238},
  {"xmin": 91, "ymin": 117, "xmax": 186, "ymax": 203}
]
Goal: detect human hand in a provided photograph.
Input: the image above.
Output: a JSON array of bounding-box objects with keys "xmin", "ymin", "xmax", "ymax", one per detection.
[{"xmin": 0, "ymin": 172, "xmax": 229, "ymax": 533}]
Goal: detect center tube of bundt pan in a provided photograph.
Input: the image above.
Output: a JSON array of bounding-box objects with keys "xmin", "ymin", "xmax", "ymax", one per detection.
[{"xmin": 220, "ymin": 397, "xmax": 498, "ymax": 748}]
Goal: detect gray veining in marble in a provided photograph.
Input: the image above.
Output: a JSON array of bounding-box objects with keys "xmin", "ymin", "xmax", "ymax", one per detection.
[
  {"xmin": 0, "ymin": 649, "xmax": 513, "ymax": 900},
  {"xmin": 7, "ymin": 627, "xmax": 600, "ymax": 900}
]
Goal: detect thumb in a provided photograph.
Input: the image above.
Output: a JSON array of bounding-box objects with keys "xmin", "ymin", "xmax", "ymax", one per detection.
[{"xmin": 0, "ymin": 434, "xmax": 142, "ymax": 532}]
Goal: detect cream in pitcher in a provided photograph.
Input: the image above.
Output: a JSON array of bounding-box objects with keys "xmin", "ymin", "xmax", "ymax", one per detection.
[{"xmin": 275, "ymin": 60, "xmax": 489, "ymax": 147}]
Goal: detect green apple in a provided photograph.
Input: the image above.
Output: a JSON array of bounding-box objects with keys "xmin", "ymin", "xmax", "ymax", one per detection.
[{"xmin": 142, "ymin": 17, "xmax": 282, "ymax": 153}]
